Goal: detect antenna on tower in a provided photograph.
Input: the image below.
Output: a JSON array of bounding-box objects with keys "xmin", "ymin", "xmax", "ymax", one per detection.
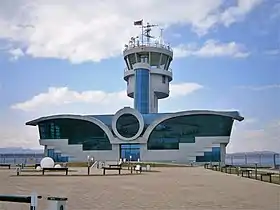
[
  {"xmin": 143, "ymin": 22, "xmax": 158, "ymax": 44},
  {"xmin": 133, "ymin": 20, "xmax": 158, "ymax": 45},
  {"xmin": 159, "ymin": 28, "xmax": 164, "ymax": 45}
]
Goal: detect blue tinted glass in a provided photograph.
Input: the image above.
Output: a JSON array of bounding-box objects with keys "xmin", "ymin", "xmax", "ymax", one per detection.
[
  {"xmin": 134, "ymin": 68, "xmax": 149, "ymax": 114},
  {"xmin": 121, "ymin": 144, "xmax": 131, "ymax": 149},
  {"xmin": 196, "ymin": 147, "xmax": 221, "ymax": 162},
  {"xmin": 39, "ymin": 119, "xmax": 112, "ymax": 150},
  {"xmin": 148, "ymin": 114, "xmax": 234, "ymax": 150},
  {"xmin": 116, "ymin": 114, "xmax": 140, "ymax": 138},
  {"xmin": 120, "ymin": 144, "xmax": 140, "ymax": 161},
  {"xmin": 47, "ymin": 149, "xmax": 55, "ymax": 158},
  {"xmin": 130, "ymin": 144, "xmax": 140, "ymax": 149}
]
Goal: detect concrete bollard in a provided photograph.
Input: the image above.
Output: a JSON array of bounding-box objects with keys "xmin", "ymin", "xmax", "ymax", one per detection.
[
  {"xmin": 47, "ymin": 197, "xmax": 68, "ymax": 210},
  {"xmin": 16, "ymin": 167, "xmax": 21, "ymax": 176},
  {"xmin": 30, "ymin": 192, "xmax": 38, "ymax": 210}
]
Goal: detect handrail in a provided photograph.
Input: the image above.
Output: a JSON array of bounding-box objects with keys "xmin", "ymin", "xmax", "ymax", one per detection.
[
  {"xmin": 124, "ymin": 42, "xmax": 173, "ymax": 52},
  {"xmin": 0, "ymin": 194, "xmax": 42, "ymax": 203},
  {"xmin": 124, "ymin": 67, "xmax": 172, "ymax": 73},
  {"xmin": 0, "ymin": 194, "xmax": 67, "ymax": 210}
]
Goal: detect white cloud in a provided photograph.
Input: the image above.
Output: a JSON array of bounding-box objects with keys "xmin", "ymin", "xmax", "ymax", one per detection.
[
  {"xmin": 237, "ymin": 84, "xmax": 280, "ymax": 91},
  {"xmin": 11, "ymin": 83, "xmax": 203, "ymax": 112},
  {"xmin": 0, "ymin": 0, "xmax": 261, "ymax": 63},
  {"xmin": 8, "ymin": 48, "xmax": 25, "ymax": 60},
  {"xmin": 169, "ymin": 83, "xmax": 203, "ymax": 97},
  {"xmin": 11, "ymin": 87, "xmax": 131, "ymax": 112},
  {"xmin": 173, "ymin": 40, "xmax": 249, "ymax": 58},
  {"xmin": 0, "ymin": 123, "xmax": 39, "ymax": 148},
  {"xmin": 219, "ymin": 0, "xmax": 263, "ymax": 26},
  {"xmin": 227, "ymin": 119, "xmax": 280, "ymax": 153}
]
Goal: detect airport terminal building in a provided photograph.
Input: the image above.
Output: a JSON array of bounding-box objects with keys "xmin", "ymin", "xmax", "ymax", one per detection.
[{"xmin": 26, "ymin": 22, "xmax": 244, "ymax": 164}]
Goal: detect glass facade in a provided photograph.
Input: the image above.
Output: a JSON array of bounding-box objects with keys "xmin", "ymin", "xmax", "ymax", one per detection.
[
  {"xmin": 38, "ymin": 119, "xmax": 112, "ymax": 150},
  {"xmin": 196, "ymin": 147, "xmax": 221, "ymax": 162},
  {"xmin": 47, "ymin": 149, "xmax": 68, "ymax": 162},
  {"xmin": 120, "ymin": 144, "xmax": 140, "ymax": 161},
  {"xmin": 116, "ymin": 114, "xmax": 140, "ymax": 138},
  {"xmin": 134, "ymin": 68, "xmax": 149, "ymax": 114},
  {"xmin": 147, "ymin": 114, "xmax": 233, "ymax": 150}
]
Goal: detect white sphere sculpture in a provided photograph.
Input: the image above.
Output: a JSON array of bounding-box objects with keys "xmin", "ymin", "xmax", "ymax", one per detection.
[
  {"xmin": 36, "ymin": 166, "xmax": 42, "ymax": 171},
  {"xmin": 40, "ymin": 157, "xmax": 55, "ymax": 168},
  {"xmin": 54, "ymin": 164, "xmax": 61, "ymax": 168}
]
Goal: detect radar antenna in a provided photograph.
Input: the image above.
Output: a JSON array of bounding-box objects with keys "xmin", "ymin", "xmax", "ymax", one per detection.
[
  {"xmin": 143, "ymin": 22, "xmax": 158, "ymax": 44},
  {"xmin": 133, "ymin": 20, "xmax": 158, "ymax": 45}
]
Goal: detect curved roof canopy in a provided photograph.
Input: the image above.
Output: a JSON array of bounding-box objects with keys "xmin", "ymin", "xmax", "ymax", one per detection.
[
  {"xmin": 26, "ymin": 111, "xmax": 244, "ymax": 142},
  {"xmin": 26, "ymin": 114, "xmax": 114, "ymax": 140},
  {"xmin": 142, "ymin": 110, "xmax": 244, "ymax": 139}
]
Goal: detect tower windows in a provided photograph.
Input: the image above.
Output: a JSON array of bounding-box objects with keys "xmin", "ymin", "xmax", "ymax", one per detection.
[{"xmin": 162, "ymin": 75, "xmax": 166, "ymax": 84}]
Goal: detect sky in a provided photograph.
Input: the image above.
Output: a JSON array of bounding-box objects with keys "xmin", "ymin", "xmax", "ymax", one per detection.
[{"xmin": 0, "ymin": 0, "xmax": 279, "ymax": 153}]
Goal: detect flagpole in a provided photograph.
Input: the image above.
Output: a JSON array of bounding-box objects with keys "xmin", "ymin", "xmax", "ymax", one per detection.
[{"xmin": 141, "ymin": 20, "xmax": 144, "ymax": 45}]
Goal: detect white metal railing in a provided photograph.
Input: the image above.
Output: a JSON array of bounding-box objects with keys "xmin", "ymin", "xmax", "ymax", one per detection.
[
  {"xmin": 124, "ymin": 67, "xmax": 172, "ymax": 73},
  {"xmin": 123, "ymin": 42, "xmax": 173, "ymax": 52}
]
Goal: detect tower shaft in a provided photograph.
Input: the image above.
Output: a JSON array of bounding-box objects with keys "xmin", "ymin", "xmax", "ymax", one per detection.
[{"xmin": 134, "ymin": 63, "xmax": 150, "ymax": 114}]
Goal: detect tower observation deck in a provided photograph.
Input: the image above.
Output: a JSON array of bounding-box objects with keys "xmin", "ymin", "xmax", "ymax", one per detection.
[{"xmin": 123, "ymin": 20, "xmax": 173, "ymax": 114}]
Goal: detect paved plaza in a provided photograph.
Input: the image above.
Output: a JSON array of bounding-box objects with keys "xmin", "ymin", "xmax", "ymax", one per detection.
[{"xmin": 0, "ymin": 167, "xmax": 279, "ymax": 210}]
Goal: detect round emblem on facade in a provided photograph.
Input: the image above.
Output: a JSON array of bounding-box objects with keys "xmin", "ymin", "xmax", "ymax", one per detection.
[{"xmin": 112, "ymin": 107, "xmax": 144, "ymax": 141}]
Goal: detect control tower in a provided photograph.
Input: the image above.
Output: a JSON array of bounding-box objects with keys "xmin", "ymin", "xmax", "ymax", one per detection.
[{"xmin": 123, "ymin": 20, "xmax": 173, "ymax": 114}]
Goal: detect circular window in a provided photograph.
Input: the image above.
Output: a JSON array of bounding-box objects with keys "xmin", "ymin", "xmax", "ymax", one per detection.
[
  {"xmin": 116, "ymin": 114, "xmax": 140, "ymax": 138},
  {"xmin": 112, "ymin": 107, "xmax": 145, "ymax": 141}
]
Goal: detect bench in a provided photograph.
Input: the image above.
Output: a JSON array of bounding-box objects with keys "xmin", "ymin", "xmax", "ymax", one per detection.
[
  {"xmin": 108, "ymin": 164, "xmax": 122, "ymax": 168},
  {"xmin": 204, "ymin": 163, "xmax": 210, "ymax": 169},
  {"xmin": 240, "ymin": 169, "xmax": 253, "ymax": 178},
  {"xmin": 34, "ymin": 163, "xmax": 40, "ymax": 169},
  {"xmin": 42, "ymin": 167, "xmax": 68, "ymax": 175},
  {"xmin": 0, "ymin": 164, "xmax": 11, "ymax": 169},
  {"xmin": 260, "ymin": 172, "xmax": 275, "ymax": 183},
  {"xmin": 102, "ymin": 167, "xmax": 121, "ymax": 175}
]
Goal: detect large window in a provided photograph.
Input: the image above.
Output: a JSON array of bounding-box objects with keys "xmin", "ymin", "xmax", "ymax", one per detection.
[
  {"xmin": 38, "ymin": 119, "xmax": 112, "ymax": 150},
  {"xmin": 46, "ymin": 149, "xmax": 68, "ymax": 162},
  {"xmin": 147, "ymin": 114, "xmax": 234, "ymax": 150},
  {"xmin": 120, "ymin": 144, "xmax": 140, "ymax": 161},
  {"xmin": 116, "ymin": 114, "xmax": 140, "ymax": 138},
  {"xmin": 134, "ymin": 68, "xmax": 149, "ymax": 114},
  {"xmin": 196, "ymin": 147, "xmax": 221, "ymax": 162},
  {"xmin": 162, "ymin": 75, "xmax": 166, "ymax": 84}
]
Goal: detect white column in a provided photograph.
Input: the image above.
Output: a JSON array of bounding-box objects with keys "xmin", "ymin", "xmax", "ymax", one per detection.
[
  {"xmin": 220, "ymin": 143, "xmax": 226, "ymax": 166},
  {"xmin": 44, "ymin": 145, "xmax": 48, "ymax": 157}
]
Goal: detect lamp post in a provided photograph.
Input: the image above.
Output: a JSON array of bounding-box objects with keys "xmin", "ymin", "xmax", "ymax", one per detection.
[
  {"xmin": 254, "ymin": 162, "xmax": 258, "ymax": 180},
  {"xmin": 87, "ymin": 156, "xmax": 91, "ymax": 175},
  {"xmin": 273, "ymin": 153, "xmax": 277, "ymax": 169},
  {"xmin": 129, "ymin": 155, "xmax": 132, "ymax": 173}
]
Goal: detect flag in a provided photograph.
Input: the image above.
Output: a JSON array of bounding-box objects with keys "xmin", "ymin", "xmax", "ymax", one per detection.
[{"xmin": 134, "ymin": 20, "xmax": 143, "ymax": 26}]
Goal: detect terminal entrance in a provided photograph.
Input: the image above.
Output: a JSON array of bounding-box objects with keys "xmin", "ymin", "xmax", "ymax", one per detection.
[{"xmin": 120, "ymin": 144, "xmax": 140, "ymax": 161}]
